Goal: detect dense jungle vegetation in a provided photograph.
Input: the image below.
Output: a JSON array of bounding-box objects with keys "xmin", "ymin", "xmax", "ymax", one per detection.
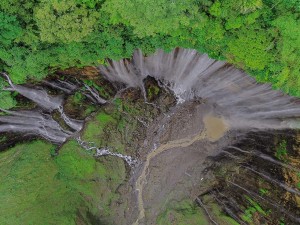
[{"xmin": 0, "ymin": 0, "xmax": 300, "ymax": 108}]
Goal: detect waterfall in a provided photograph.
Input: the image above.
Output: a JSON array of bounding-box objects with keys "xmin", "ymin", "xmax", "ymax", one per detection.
[
  {"xmin": 0, "ymin": 108, "xmax": 71, "ymax": 143},
  {"xmin": 58, "ymin": 106, "xmax": 83, "ymax": 131},
  {"xmin": 0, "ymin": 73, "xmax": 84, "ymax": 143},
  {"xmin": 99, "ymin": 48, "xmax": 300, "ymax": 130},
  {"xmin": 1, "ymin": 48, "xmax": 299, "ymax": 144},
  {"xmin": 98, "ymin": 48, "xmax": 300, "ymax": 224},
  {"xmin": 1, "ymin": 48, "xmax": 300, "ymax": 224},
  {"xmin": 42, "ymin": 80, "xmax": 78, "ymax": 94},
  {"xmin": 2, "ymin": 72, "xmax": 63, "ymax": 111},
  {"xmin": 83, "ymin": 83, "xmax": 107, "ymax": 104}
]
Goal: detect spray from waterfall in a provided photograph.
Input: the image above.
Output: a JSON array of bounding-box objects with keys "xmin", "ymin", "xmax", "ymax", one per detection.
[
  {"xmin": 1, "ymin": 72, "xmax": 63, "ymax": 111},
  {"xmin": 0, "ymin": 108, "xmax": 71, "ymax": 143},
  {"xmin": 98, "ymin": 48, "xmax": 300, "ymax": 224},
  {"xmin": 0, "ymin": 73, "xmax": 83, "ymax": 143},
  {"xmin": 1, "ymin": 48, "xmax": 300, "ymax": 224},
  {"xmin": 99, "ymin": 48, "xmax": 300, "ymax": 130}
]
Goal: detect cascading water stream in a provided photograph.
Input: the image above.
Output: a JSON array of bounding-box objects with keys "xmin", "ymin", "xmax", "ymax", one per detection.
[
  {"xmin": 76, "ymin": 137, "xmax": 138, "ymax": 167},
  {"xmin": 227, "ymin": 180, "xmax": 300, "ymax": 223},
  {"xmin": 1, "ymin": 72, "xmax": 63, "ymax": 111},
  {"xmin": 1, "ymin": 48, "xmax": 300, "ymax": 224},
  {"xmin": 243, "ymin": 165, "xmax": 300, "ymax": 196},
  {"xmin": 58, "ymin": 106, "xmax": 83, "ymax": 131},
  {"xmin": 227, "ymin": 145, "xmax": 300, "ymax": 172},
  {"xmin": 42, "ymin": 80, "xmax": 78, "ymax": 94},
  {"xmin": 0, "ymin": 108, "xmax": 71, "ymax": 143},
  {"xmin": 99, "ymin": 48, "xmax": 300, "ymax": 131},
  {"xmin": 0, "ymin": 73, "xmax": 84, "ymax": 143},
  {"xmin": 82, "ymin": 83, "xmax": 107, "ymax": 104},
  {"xmin": 98, "ymin": 48, "xmax": 300, "ymax": 224}
]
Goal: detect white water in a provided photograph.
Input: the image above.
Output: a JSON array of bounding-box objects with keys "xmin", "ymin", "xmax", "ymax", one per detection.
[
  {"xmin": 0, "ymin": 48, "xmax": 299, "ymax": 224},
  {"xmin": 2, "ymin": 72, "xmax": 63, "ymax": 111},
  {"xmin": 76, "ymin": 137, "xmax": 138, "ymax": 166},
  {"xmin": 99, "ymin": 48, "xmax": 300, "ymax": 224},
  {"xmin": 1, "ymin": 48, "xmax": 298, "ymax": 144},
  {"xmin": 58, "ymin": 106, "xmax": 83, "ymax": 131},
  {"xmin": 0, "ymin": 73, "xmax": 83, "ymax": 143},
  {"xmin": 99, "ymin": 48, "xmax": 300, "ymax": 130},
  {"xmin": 0, "ymin": 108, "xmax": 71, "ymax": 143},
  {"xmin": 0, "ymin": 107, "xmax": 81, "ymax": 143},
  {"xmin": 43, "ymin": 80, "xmax": 78, "ymax": 94},
  {"xmin": 83, "ymin": 83, "xmax": 107, "ymax": 104}
]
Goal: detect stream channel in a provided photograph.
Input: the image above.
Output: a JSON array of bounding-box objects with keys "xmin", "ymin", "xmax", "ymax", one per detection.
[{"xmin": 1, "ymin": 48, "xmax": 300, "ymax": 225}]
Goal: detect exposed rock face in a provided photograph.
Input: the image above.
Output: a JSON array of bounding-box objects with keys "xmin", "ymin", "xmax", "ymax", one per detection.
[
  {"xmin": 56, "ymin": 66, "xmax": 99, "ymax": 78},
  {"xmin": 125, "ymin": 101, "xmax": 235, "ymax": 225},
  {"xmin": 1, "ymin": 48, "xmax": 300, "ymax": 225}
]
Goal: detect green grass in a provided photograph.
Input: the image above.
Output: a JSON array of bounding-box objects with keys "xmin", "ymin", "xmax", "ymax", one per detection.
[
  {"xmin": 96, "ymin": 112, "xmax": 115, "ymax": 123},
  {"xmin": 114, "ymin": 97, "xmax": 148, "ymax": 116},
  {"xmin": 56, "ymin": 140, "xmax": 126, "ymax": 218},
  {"xmin": 0, "ymin": 99, "xmax": 153, "ymax": 224},
  {"xmin": 113, "ymin": 98, "xmax": 123, "ymax": 110},
  {"xmin": 56, "ymin": 140, "xmax": 97, "ymax": 180},
  {"xmin": 296, "ymin": 173, "xmax": 300, "ymax": 189},
  {"xmin": 73, "ymin": 91, "xmax": 85, "ymax": 104},
  {"xmin": 82, "ymin": 105, "xmax": 143, "ymax": 155},
  {"xmin": 82, "ymin": 111, "xmax": 116, "ymax": 146},
  {"xmin": 82, "ymin": 110, "xmax": 127, "ymax": 154},
  {"xmin": 0, "ymin": 138, "xmax": 127, "ymax": 225},
  {"xmin": 84, "ymin": 105, "xmax": 96, "ymax": 116},
  {"xmin": 0, "ymin": 141, "xmax": 83, "ymax": 225}
]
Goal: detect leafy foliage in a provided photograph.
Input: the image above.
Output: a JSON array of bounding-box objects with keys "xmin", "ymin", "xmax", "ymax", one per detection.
[
  {"xmin": 226, "ymin": 25, "xmax": 274, "ymax": 70},
  {"xmin": 0, "ymin": 91, "xmax": 17, "ymax": 109},
  {"xmin": 34, "ymin": 0, "xmax": 99, "ymax": 43},
  {"xmin": 0, "ymin": 77, "xmax": 17, "ymax": 109},
  {"xmin": 102, "ymin": 0, "xmax": 199, "ymax": 37},
  {"xmin": 0, "ymin": 12, "xmax": 22, "ymax": 47},
  {"xmin": 1, "ymin": 0, "xmax": 300, "ymax": 105},
  {"xmin": 275, "ymin": 140, "xmax": 288, "ymax": 161}
]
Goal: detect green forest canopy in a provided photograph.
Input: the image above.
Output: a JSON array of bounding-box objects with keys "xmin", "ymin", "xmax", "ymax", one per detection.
[{"xmin": 1, "ymin": 0, "xmax": 300, "ymax": 108}]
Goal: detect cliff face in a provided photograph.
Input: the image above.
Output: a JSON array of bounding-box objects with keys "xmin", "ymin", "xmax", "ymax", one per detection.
[{"xmin": 1, "ymin": 49, "xmax": 300, "ymax": 225}]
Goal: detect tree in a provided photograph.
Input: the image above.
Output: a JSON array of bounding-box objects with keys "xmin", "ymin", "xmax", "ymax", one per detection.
[
  {"xmin": 271, "ymin": 14, "xmax": 300, "ymax": 95},
  {"xmin": 226, "ymin": 26, "xmax": 274, "ymax": 70},
  {"xmin": 102, "ymin": 0, "xmax": 199, "ymax": 37},
  {"xmin": 76, "ymin": 0, "xmax": 104, "ymax": 8},
  {"xmin": 0, "ymin": 12, "xmax": 22, "ymax": 47},
  {"xmin": 209, "ymin": 0, "xmax": 262, "ymax": 18},
  {"xmin": 0, "ymin": 0, "xmax": 299, "ymax": 99},
  {"xmin": 34, "ymin": 0, "xmax": 99, "ymax": 43},
  {"xmin": 236, "ymin": 0, "xmax": 263, "ymax": 14}
]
